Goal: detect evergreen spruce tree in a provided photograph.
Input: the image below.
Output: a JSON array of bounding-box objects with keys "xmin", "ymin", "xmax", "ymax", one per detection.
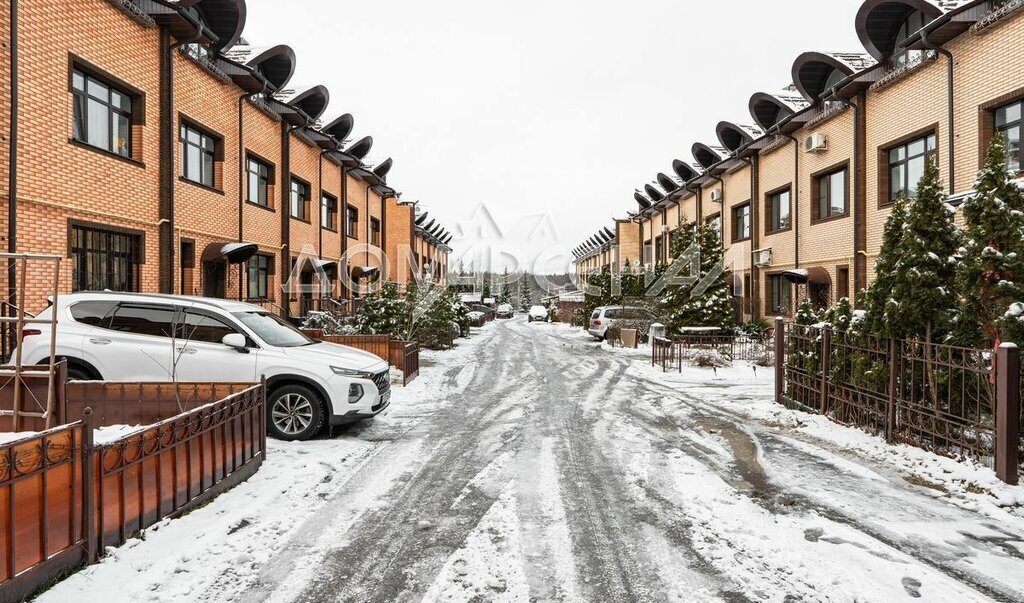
[
  {"xmin": 887, "ymin": 157, "xmax": 960, "ymax": 342},
  {"xmin": 794, "ymin": 297, "xmax": 818, "ymax": 327},
  {"xmin": 861, "ymin": 196, "xmax": 908, "ymax": 338},
  {"xmin": 955, "ymin": 134, "xmax": 1024, "ymax": 346},
  {"xmin": 355, "ymin": 282, "xmax": 411, "ymax": 336},
  {"xmin": 659, "ymin": 222, "xmax": 733, "ymax": 333}
]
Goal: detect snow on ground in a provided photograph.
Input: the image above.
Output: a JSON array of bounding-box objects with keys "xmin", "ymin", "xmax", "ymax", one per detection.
[{"xmin": 37, "ymin": 329, "xmax": 490, "ymax": 603}]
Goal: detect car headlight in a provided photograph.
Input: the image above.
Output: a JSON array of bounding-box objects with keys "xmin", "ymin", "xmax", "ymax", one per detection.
[
  {"xmin": 331, "ymin": 366, "xmax": 375, "ymax": 379},
  {"xmin": 348, "ymin": 384, "xmax": 364, "ymax": 404}
]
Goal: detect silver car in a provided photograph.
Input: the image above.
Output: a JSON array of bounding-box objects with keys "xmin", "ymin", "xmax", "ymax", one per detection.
[{"xmin": 588, "ymin": 306, "xmax": 658, "ymax": 340}]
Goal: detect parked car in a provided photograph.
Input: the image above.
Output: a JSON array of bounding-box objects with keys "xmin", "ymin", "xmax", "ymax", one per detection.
[
  {"xmin": 14, "ymin": 292, "xmax": 391, "ymax": 441},
  {"xmin": 467, "ymin": 310, "xmax": 487, "ymax": 326},
  {"xmin": 495, "ymin": 304, "xmax": 514, "ymax": 319},
  {"xmin": 588, "ymin": 306, "xmax": 659, "ymax": 341},
  {"xmin": 528, "ymin": 305, "xmax": 550, "ymax": 323}
]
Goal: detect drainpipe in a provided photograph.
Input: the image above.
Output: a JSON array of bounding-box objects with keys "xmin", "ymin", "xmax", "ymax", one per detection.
[
  {"xmin": 237, "ymin": 80, "xmax": 266, "ymax": 300},
  {"xmin": 740, "ymin": 155, "xmax": 760, "ymax": 319},
  {"xmin": 281, "ymin": 119, "xmax": 308, "ymax": 318},
  {"xmin": 830, "ymin": 86, "xmax": 866, "ymax": 297},
  {"xmin": 920, "ymin": 30, "xmax": 954, "ymax": 194},
  {"xmin": 706, "ymin": 172, "xmax": 725, "ymax": 243},
  {"xmin": 7, "ymin": 0, "xmax": 18, "ymax": 316},
  {"xmin": 340, "ymin": 163, "xmax": 349, "ymax": 299},
  {"xmin": 161, "ymin": 22, "xmax": 205, "ymax": 294},
  {"xmin": 774, "ymin": 129, "xmax": 800, "ymax": 269}
]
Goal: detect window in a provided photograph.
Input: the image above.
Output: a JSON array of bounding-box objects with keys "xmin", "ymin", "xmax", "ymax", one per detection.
[
  {"xmin": 888, "ymin": 133, "xmax": 937, "ymax": 202},
  {"xmin": 768, "ymin": 275, "xmax": 792, "ymax": 315},
  {"xmin": 654, "ymin": 235, "xmax": 665, "ymax": 264},
  {"xmin": 109, "ymin": 304, "xmax": 177, "ymax": 338},
  {"xmin": 996, "ymin": 100, "xmax": 1022, "ymax": 174},
  {"xmin": 768, "ymin": 188, "xmax": 791, "ymax": 233},
  {"xmin": 322, "ymin": 194, "xmax": 338, "ymax": 230},
  {"xmin": 247, "ymin": 156, "xmax": 271, "ymax": 207},
  {"xmin": 837, "ymin": 266, "xmax": 850, "ymax": 301},
  {"xmin": 706, "ymin": 215, "xmax": 722, "ymax": 242},
  {"xmin": 69, "ymin": 301, "xmax": 117, "ymax": 327},
  {"xmin": 370, "ymin": 218, "xmax": 381, "ymax": 246},
  {"xmin": 643, "ymin": 240, "xmax": 653, "ymax": 265},
  {"xmin": 72, "ymin": 69, "xmax": 132, "ymax": 157},
  {"xmin": 247, "ymin": 254, "xmax": 271, "ymax": 300},
  {"xmin": 70, "ymin": 222, "xmax": 142, "ymax": 292},
  {"xmin": 290, "ymin": 178, "xmax": 310, "ymax": 220},
  {"xmin": 179, "ymin": 310, "xmax": 238, "ymax": 344},
  {"xmin": 346, "ymin": 205, "xmax": 358, "ymax": 237},
  {"xmin": 732, "ymin": 203, "xmax": 751, "ymax": 241},
  {"xmin": 894, "ymin": 10, "xmax": 930, "ymax": 66},
  {"xmin": 180, "ymin": 123, "xmax": 216, "ymax": 187},
  {"xmin": 815, "ymin": 167, "xmax": 848, "ymax": 220}
]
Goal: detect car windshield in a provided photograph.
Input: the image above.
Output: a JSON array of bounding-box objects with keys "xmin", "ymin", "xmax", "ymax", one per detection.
[{"xmin": 233, "ymin": 311, "xmax": 315, "ymax": 347}]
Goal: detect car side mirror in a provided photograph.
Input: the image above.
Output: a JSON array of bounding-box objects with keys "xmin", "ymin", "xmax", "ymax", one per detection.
[{"xmin": 222, "ymin": 333, "xmax": 249, "ymax": 353}]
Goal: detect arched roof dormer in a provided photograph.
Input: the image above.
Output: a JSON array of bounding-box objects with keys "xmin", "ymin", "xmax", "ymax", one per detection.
[
  {"xmin": 373, "ymin": 158, "xmax": 393, "ymax": 181},
  {"xmin": 716, "ymin": 121, "xmax": 763, "ymax": 153},
  {"xmin": 321, "ymin": 114, "xmax": 354, "ymax": 142},
  {"xmin": 657, "ymin": 173, "xmax": 679, "ymax": 193},
  {"xmin": 635, "ymin": 192, "xmax": 652, "ymax": 210},
  {"xmin": 748, "ymin": 91, "xmax": 809, "ymax": 131},
  {"xmin": 279, "ymin": 85, "xmax": 330, "ymax": 121},
  {"xmin": 221, "ymin": 43, "xmax": 296, "ymax": 91},
  {"xmin": 692, "ymin": 143, "xmax": 727, "ymax": 170},
  {"xmin": 644, "ymin": 184, "xmax": 665, "ymax": 202},
  {"xmin": 347, "ymin": 136, "xmax": 374, "ymax": 160},
  {"xmin": 855, "ymin": 0, "xmax": 944, "ymax": 62},
  {"xmin": 791, "ymin": 52, "xmax": 875, "ymax": 102},
  {"xmin": 178, "ymin": 0, "xmax": 246, "ymax": 51},
  {"xmin": 672, "ymin": 159, "xmax": 700, "ymax": 183}
]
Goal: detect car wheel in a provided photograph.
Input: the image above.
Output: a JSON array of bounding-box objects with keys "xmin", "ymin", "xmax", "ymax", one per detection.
[
  {"xmin": 66, "ymin": 366, "xmax": 92, "ymax": 381},
  {"xmin": 267, "ymin": 384, "xmax": 325, "ymax": 441}
]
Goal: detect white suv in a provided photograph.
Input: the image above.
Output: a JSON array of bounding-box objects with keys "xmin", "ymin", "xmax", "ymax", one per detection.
[{"xmin": 15, "ymin": 292, "xmax": 391, "ymax": 441}]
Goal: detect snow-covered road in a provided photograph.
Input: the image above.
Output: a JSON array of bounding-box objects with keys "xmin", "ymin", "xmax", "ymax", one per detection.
[{"xmin": 40, "ymin": 318, "xmax": 1024, "ymax": 602}]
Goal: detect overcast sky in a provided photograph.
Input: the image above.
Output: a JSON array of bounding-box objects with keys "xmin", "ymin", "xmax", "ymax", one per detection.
[{"xmin": 244, "ymin": 0, "xmax": 866, "ymax": 274}]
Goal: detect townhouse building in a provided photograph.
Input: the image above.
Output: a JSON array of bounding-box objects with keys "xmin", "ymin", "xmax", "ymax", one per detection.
[
  {"xmin": 574, "ymin": 0, "xmax": 1024, "ymax": 323},
  {"xmin": 1, "ymin": 0, "xmax": 452, "ymax": 319}
]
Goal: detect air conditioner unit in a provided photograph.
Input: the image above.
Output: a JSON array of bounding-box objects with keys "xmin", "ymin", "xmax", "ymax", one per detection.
[
  {"xmin": 804, "ymin": 133, "xmax": 827, "ymax": 153},
  {"xmin": 710, "ymin": 188, "xmax": 724, "ymax": 202},
  {"xmin": 753, "ymin": 248, "xmax": 773, "ymax": 267}
]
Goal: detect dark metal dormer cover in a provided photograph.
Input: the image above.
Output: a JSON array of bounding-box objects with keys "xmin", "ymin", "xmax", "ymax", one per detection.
[
  {"xmin": 322, "ymin": 114, "xmax": 355, "ymax": 142},
  {"xmin": 692, "ymin": 143, "xmax": 727, "ymax": 170},
  {"xmin": 657, "ymin": 172, "xmax": 680, "ymax": 194},
  {"xmin": 748, "ymin": 91, "xmax": 810, "ymax": 132},
  {"xmin": 373, "ymin": 158, "xmax": 393, "ymax": 181},
  {"xmin": 855, "ymin": 0, "xmax": 945, "ymax": 61},
  {"xmin": 415, "ymin": 212, "xmax": 428, "ymax": 226},
  {"xmin": 221, "ymin": 43, "xmax": 296, "ymax": 91},
  {"xmin": 672, "ymin": 159, "xmax": 700, "ymax": 184},
  {"xmin": 634, "ymin": 192, "xmax": 652, "ymax": 210},
  {"xmin": 603, "ymin": 227, "xmax": 615, "ymax": 240},
  {"xmin": 791, "ymin": 51, "xmax": 876, "ymax": 102},
  {"xmin": 347, "ymin": 136, "xmax": 374, "ymax": 160},
  {"xmin": 178, "ymin": 0, "xmax": 246, "ymax": 51},
  {"xmin": 716, "ymin": 121, "xmax": 763, "ymax": 153},
  {"xmin": 278, "ymin": 85, "xmax": 330, "ymax": 121},
  {"xmin": 644, "ymin": 184, "xmax": 665, "ymax": 202}
]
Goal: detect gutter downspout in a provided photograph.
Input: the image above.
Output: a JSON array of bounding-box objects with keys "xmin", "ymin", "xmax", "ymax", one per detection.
[
  {"xmin": 340, "ymin": 163, "xmax": 349, "ymax": 299},
  {"xmin": 740, "ymin": 155, "xmax": 760, "ymax": 319},
  {"xmin": 161, "ymin": 23, "xmax": 205, "ymax": 294},
  {"xmin": 830, "ymin": 86, "xmax": 866, "ymax": 298},
  {"xmin": 920, "ymin": 29, "xmax": 955, "ymax": 194},
  {"xmin": 7, "ymin": 0, "xmax": 18, "ymax": 315},
  {"xmin": 281, "ymin": 119, "xmax": 308, "ymax": 318},
  {"xmin": 775, "ymin": 130, "xmax": 800, "ymax": 270},
  {"xmin": 237, "ymin": 80, "xmax": 266, "ymax": 301},
  {"xmin": 706, "ymin": 172, "xmax": 725, "ymax": 243}
]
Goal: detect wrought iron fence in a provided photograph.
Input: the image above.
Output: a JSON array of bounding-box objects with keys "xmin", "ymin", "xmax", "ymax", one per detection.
[
  {"xmin": 775, "ymin": 319, "xmax": 1020, "ymax": 484},
  {"xmin": 651, "ymin": 337, "xmax": 680, "ymax": 372}
]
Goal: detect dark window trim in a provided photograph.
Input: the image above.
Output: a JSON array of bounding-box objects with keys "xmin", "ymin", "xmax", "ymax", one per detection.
[
  {"xmin": 764, "ymin": 184, "xmax": 793, "ymax": 235},
  {"xmin": 811, "ymin": 160, "xmax": 850, "ymax": 224},
  {"xmin": 68, "ymin": 137, "xmax": 146, "ymax": 168},
  {"xmin": 765, "ymin": 271, "xmax": 793, "ymax": 316},
  {"xmin": 245, "ymin": 150, "xmax": 275, "ymax": 209},
  {"xmin": 731, "ymin": 201, "xmax": 752, "ymax": 242},
  {"xmin": 321, "ymin": 191, "xmax": 338, "ymax": 231},
  {"xmin": 836, "ymin": 264, "xmax": 850, "ymax": 301},
  {"xmin": 370, "ymin": 217, "xmax": 381, "ymax": 245},
  {"xmin": 66, "ymin": 218, "xmax": 146, "ymax": 263},
  {"xmin": 180, "ymin": 237, "xmax": 196, "ymax": 269},
  {"xmin": 877, "ymin": 123, "xmax": 939, "ymax": 208},
  {"xmin": 67, "ymin": 54, "xmax": 146, "ymax": 124},
  {"xmin": 345, "ymin": 203, "xmax": 359, "ymax": 238},
  {"xmin": 979, "ymin": 87, "xmax": 1024, "ymax": 172},
  {"xmin": 247, "ymin": 253, "xmax": 274, "ymax": 301},
  {"xmin": 178, "ymin": 114, "xmax": 224, "ymax": 191},
  {"xmin": 289, "ymin": 175, "xmax": 312, "ymax": 222}
]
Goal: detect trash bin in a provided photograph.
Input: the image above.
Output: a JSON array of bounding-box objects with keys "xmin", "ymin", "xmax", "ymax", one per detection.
[
  {"xmin": 649, "ymin": 323, "xmax": 666, "ymax": 342},
  {"xmin": 621, "ymin": 328, "xmax": 638, "ymax": 349}
]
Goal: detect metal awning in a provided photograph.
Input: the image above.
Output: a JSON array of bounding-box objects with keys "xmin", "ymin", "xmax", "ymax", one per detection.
[
  {"xmin": 783, "ymin": 267, "xmax": 831, "ymax": 285},
  {"xmin": 301, "ymin": 259, "xmax": 338, "ymax": 279},
  {"xmin": 351, "ymin": 266, "xmax": 380, "ymax": 281},
  {"xmin": 201, "ymin": 242, "xmax": 258, "ymax": 264}
]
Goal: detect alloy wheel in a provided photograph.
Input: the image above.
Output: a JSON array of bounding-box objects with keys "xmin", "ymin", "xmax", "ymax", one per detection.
[{"xmin": 271, "ymin": 393, "xmax": 314, "ymax": 436}]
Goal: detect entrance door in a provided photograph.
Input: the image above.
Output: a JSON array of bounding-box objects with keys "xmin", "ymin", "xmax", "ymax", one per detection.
[
  {"xmin": 299, "ymin": 271, "xmax": 314, "ymax": 315},
  {"xmin": 203, "ymin": 261, "xmax": 227, "ymax": 298},
  {"xmin": 811, "ymin": 282, "xmax": 830, "ymax": 310}
]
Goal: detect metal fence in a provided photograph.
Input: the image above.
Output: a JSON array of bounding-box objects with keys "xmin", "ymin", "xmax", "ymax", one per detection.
[
  {"xmin": 388, "ymin": 341, "xmax": 420, "ymax": 385},
  {"xmin": 775, "ymin": 318, "xmax": 1021, "ymax": 485},
  {"xmin": 649, "ymin": 334, "xmax": 775, "ymax": 372},
  {"xmin": 0, "ymin": 382, "xmax": 266, "ymax": 600}
]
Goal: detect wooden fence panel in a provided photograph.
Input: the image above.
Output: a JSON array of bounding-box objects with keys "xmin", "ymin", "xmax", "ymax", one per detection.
[{"xmin": 321, "ymin": 335, "xmax": 391, "ymax": 361}]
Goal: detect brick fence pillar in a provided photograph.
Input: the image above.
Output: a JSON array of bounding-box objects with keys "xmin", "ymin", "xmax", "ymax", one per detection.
[{"xmin": 996, "ymin": 343, "xmax": 1020, "ymax": 485}]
